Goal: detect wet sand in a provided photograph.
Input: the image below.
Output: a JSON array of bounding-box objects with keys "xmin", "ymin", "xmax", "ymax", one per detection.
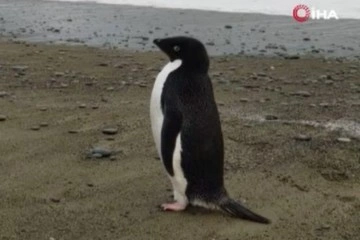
[
  {"xmin": 1, "ymin": 0, "xmax": 360, "ymax": 57},
  {"xmin": 0, "ymin": 40, "xmax": 359, "ymax": 239}
]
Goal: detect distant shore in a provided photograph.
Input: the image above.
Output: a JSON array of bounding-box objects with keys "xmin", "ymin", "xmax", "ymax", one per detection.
[{"xmin": 0, "ymin": 0, "xmax": 360, "ymax": 58}]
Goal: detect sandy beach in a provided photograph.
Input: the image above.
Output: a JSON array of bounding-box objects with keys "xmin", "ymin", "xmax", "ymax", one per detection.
[{"xmin": 0, "ymin": 1, "xmax": 360, "ymax": 239}]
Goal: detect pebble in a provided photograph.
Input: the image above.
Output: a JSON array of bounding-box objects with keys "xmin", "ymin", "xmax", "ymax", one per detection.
[
  {"xmin": 257, "ymin": 72, "xmax": 267, "ymax": 77},
  {"xmin": 89, "ymin": 147, "xmax": 112, "ymax": 158},
  {"xmin": 102, "ymin": 127, "xmax": 118, "ymax": 135},
  {"xmin": 265, "ymin": 115, "xmax": 278, "ymax": 120},
  {"xmin": 30, "ymin": 125, "xmax": 41, "ymax": 131},
  {"xmin": 294, "ymin": 134, "xmax": 312, "ymax": 141},
  {"xmin": 79, "ymin": 103, "xmax": 87, "ymax": 109},
  {"xmin": 49, "ymin": 197, "xmax": 61, "ymax": 203},
  {"xmin": 98, "ymin": 62, "xmax": 109, "ymax": 67},
  {"xmin": 68, "ymin": 130, "xmax": 79, "ymax": 134},
  {"xmin": 0, "ymin": 91, "xmax": 9, "ymax": 97},
  {"xmin": 106, "ymin": 86, "xmax": 115, "ymax": 91},
  {"xmin": 0, "ymin": 115, "xmax": 6, "ymax": 121},
  {"xmin": 12, "ymin": 65, "xmax": 28, "ymax": 72},
  {"xmin": 239, "ymin": 98, "xmax": 249, "ymax": 103},
  {"xmin": 319, "ymin": 102, "xmax": 330, "ymax": 108},
  {"xmin": 290, "ymin": 91, "xmax": 311, "ymax": 97},
  {"xmin": 60, "ymin": 83, "xmax": 69, "ymax": 88},
  {"xmin": 337, "ymin": 137, "xmax": 351, "ymax": 143},
  {"xmin": 39, "ymin": 107, "xmax": 48, "ymax": 111}
]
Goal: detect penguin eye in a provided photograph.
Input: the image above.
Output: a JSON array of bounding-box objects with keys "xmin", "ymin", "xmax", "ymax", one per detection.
[{"xmin": 173, "ymin": 45, "xmax": 180, "ymax": 52}]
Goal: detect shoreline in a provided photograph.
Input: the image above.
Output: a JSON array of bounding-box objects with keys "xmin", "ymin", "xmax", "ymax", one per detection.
[
  {"xmin": 1, "ymin": 0, "xmax": 360, "ymax": 58},
  {"xmin": 48, "ymin": 0, "xmax": 360, "ymax": 20}
]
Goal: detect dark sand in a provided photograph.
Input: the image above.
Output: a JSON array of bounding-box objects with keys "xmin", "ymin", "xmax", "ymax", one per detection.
[
  {"xmin": 0, "ymin": 0, "xmax": 360, "ymax": 239},
  {"xmin": 0, "ymin": 40, "xmax": 359, "ymax": 239}
]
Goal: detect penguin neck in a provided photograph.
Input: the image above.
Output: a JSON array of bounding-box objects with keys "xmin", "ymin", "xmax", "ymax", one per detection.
[{"xmin": 180, "ymin": 59, "xmax": 209, "ymax": 74}]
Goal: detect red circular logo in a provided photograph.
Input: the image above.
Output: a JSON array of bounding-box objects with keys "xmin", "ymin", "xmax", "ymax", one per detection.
[{"xmin": 293, "ymin": 4, "xmax": 310, "ymax": 22}]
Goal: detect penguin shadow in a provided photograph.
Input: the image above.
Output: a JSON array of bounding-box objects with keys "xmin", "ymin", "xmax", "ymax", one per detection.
[{"xmin": 184, "ymin": 205, "xmax": 223, "ymax": 217}]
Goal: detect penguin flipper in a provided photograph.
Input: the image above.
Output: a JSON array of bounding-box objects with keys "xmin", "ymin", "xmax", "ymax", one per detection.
[
  {"xmin": 160, "ymin": 106, "xmax": 182, "ymax": 176},
  {"xmin": 219, "ymin": 197, "xmax": 270, "ymax": 224}
]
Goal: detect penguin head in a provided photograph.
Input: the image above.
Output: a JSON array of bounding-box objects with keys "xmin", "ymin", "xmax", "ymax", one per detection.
[{"xmin": 153, "ymin": 36, "xmax": 209, "ymax": 72}]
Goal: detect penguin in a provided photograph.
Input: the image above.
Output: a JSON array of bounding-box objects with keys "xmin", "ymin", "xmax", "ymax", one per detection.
[{"xmin": 150, "ymin": 36, "xmax": 270, "ymax": 224}]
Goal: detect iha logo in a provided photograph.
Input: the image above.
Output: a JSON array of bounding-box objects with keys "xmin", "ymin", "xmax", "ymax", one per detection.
[{"xmin": 293, "ymin": 4, "xmax": 339, "ymax": 22}]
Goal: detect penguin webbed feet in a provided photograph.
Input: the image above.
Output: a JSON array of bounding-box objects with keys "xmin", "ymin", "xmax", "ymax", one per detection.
[{"xmin": 160, "ymin": 202, "xmax": 187, "ymax": 211}]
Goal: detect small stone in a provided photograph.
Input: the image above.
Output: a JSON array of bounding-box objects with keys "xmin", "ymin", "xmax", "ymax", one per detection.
[
  {"xmin": 239, "ymin": 98, "xmax": 249, "ymax": 103},
  {"xmin": 0, "ymin": 91, "xmax": 9, "ymax": 97},
  {"xmin": 265, "ymin": 115, "xmax": 278, "ymax": 120},
  {"xmin": 12, "ymin": 65, "xmax": 28, "ymax": 72},
  {"xmin": 79, "ymin": 104, "xmax": 86, "ymax": 109},
  {"xmin": 92, "ymin": 105, "xmax": 99, "ymax": 109},
  {"xmin": 257, "ymin": 72, "xmax": 267, "ymax": 77},
  {"xmin": 102, "ymin": 127, "xmax": 118, "ymax": 135},
  {"xmin": 110, "ymin": 156, "xmax": 117, "ymax": 161},
  {"xmin": 98, "ymin": 62, "xmax": 109, "ymax": 67},
  {"xmin": 290, "ymin": 91, "xmax": 311, "ymax": 97},
  {"xmin": 39, "ymin": 107, "xmax": 48, "ymax": 111},
  {"xmin": 303, "ymin": 37, "xmax": 311, "ymax": 41},
  {"xmin": 294, "ymin": 134, "xmax": 312, "ymax": 141},
  {"xmin": 31, "ymin": 125, "xmax": 41, "ymax": 131},
  {"xmin": 86, "ymin": 183, "xmax": 94, "ymax": 187},
  {"xmin": 337, "ymin": 137, "xmax": 351, "ymax": 143},
  {"xmin": 91, "ymin": 147, "xmax": 112, "ymax": 158},
  {"xmin": 60, "ymin": 83, "xmax": 69, "ymax": 88},
  {"xmin": 68, "ymin": 130, "xmax": 79, "ymax": 134},
  {"xmin": 106, "ymin": 86, "xmax": 115, "ymax": 91},
  {"xmin": 49, "ymin": 197, "xmax": 60, "ymax": 203},
  {"xmin": 224, "ymin": 25, "xmax": 233, "ymax": 29},
  {"xmin": 319, "ymin": 102, "xmax": 330, "ymax": 108},
  {"xmin": 0, "ymin": 115, "xmax": 7, "ymax": 121}
]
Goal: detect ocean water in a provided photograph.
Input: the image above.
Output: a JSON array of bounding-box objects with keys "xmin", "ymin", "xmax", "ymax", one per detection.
[{"xmin": 51, "ymin": 0, "xmax": 360, "ymax": 19}]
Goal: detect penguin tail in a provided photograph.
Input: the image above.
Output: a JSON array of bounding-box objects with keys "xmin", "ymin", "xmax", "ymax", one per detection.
[{"xmin": 218, "ymin": 196, "xmax": 271, "ymax": 224}]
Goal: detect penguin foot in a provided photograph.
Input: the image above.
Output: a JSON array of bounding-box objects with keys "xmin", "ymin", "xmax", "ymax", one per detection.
[{"xmin": 161, "ymin": 202, "xmax": 187, "ymax": 211}]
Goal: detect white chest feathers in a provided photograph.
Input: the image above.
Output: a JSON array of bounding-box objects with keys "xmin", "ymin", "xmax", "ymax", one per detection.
[{"xmin": 150, "ymin": 59, "xmax": 182, "ymax": 158}]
